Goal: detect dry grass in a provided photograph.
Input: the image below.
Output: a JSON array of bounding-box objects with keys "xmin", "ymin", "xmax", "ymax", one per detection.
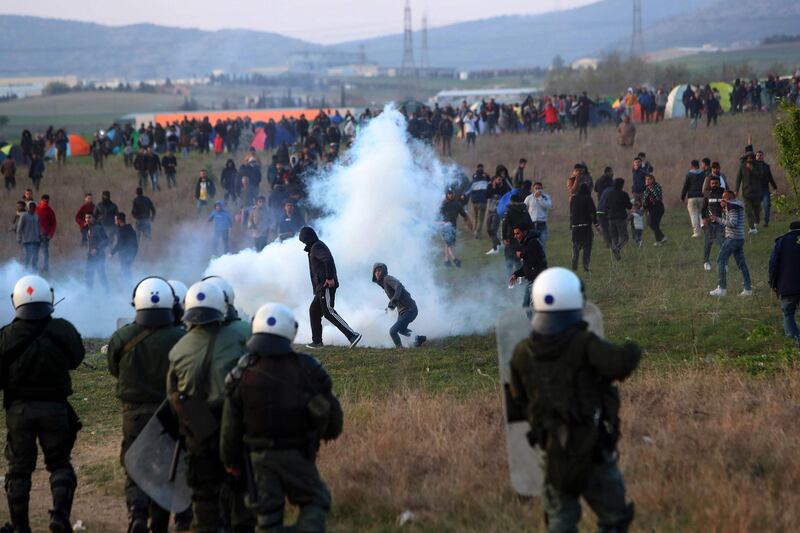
[{"xmin": 318, "ymin": 366, "xmax": 800, "ymax": 532}]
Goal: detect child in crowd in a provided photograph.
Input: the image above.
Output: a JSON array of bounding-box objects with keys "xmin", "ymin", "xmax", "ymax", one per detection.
[{"xmin": 630, "ymin": 199, "xmax": 645, "ymax": 247}]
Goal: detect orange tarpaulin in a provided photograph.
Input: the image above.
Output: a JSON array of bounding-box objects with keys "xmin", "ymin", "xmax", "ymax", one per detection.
[
  {"xmin": 68, "ymin": 134, "xmax": 90, "ymax": 156},
  {"xmin": 153, "ymin": 108, "xmax": 351, "ymax": 125}
]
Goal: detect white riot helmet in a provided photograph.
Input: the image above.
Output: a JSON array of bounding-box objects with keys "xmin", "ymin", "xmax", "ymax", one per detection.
[
  {"xmin": 247, "ymin": 303, "xmax": 298, "ymax": 354},
  {"xmin": 11, "ymin": 275, "xmax": 54, "ymax": 320},
  {"xmin": 530, "ymin": 267, "xmax": 585, "ymax": 335},
  {"xmin": 201, "ymin": 275, "xmax": 238, "ymax": 321},
  {"xmin": 183, "ymin": 281, "xmax": 227, "ymax": 325},
  {"xmin": 168, "ymin": 280, "xmax": 188, "ymax": 306},
  {"xmin": 131, "ymin": 276, "xmax": 176, "ymax": 327}
]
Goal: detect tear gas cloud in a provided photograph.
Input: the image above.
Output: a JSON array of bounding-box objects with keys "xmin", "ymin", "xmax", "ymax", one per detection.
[
  {"xmin": 208, "ymin": 106, "xmax": 509, "ymax": 346},
  {"xmin": 0, "ymin": 106, "xmax": 510, "ymax": 344}
]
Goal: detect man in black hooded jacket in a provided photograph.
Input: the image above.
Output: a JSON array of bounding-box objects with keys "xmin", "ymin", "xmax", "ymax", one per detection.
[
  {"xmin": 299, "ymin": 227, "xmax": 362, "ymax": 349},
  {"xmin": 371, "ymin": 263, "xmax": 426, "ymax": 348},
  {"xmin": 570, "ymin": 184, "xmax": 597, "ymax": 272}
]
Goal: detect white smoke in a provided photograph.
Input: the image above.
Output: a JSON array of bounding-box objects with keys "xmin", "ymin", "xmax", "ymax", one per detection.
[
  {"xmin": 0, "ymin": 106, "xmax": 511, "ymax": 344},
  {"xmin": 207, "ymin": 106, "xmax": 508, "ymax": 347}
]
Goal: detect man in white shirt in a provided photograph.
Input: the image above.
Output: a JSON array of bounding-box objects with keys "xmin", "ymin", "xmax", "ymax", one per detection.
[
  {"xmin": 523, "ymin": 181, "xmax": 552, "ymax": 247},
  {"xmin": 463, "ymin": 111, "xmax": 479, "ymax": 149}
]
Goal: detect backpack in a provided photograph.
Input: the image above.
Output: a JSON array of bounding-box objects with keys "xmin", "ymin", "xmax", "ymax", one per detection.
[{"xmin": 528, "ymin": 330, "xmax": 600, "ymax": 495}]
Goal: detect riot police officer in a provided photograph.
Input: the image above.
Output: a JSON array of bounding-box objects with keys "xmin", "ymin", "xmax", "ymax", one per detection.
[
  {"xmin": 0, "ymin": 275, "xmax": 85, "ymax": 533},
  {"xmin": 221, "ymin": 303, "xmax": 343, "ymax": 532},
  {"xmin": 107, "ymin": 277, "xmax": 186, "ymax": 533},
  {"xmin": 166, "ymin": 281, "xmax": 253, "ymax": 532},
  {"xmin": 508, "ymin": 268, "xmax": 640, "ymax": 533}
]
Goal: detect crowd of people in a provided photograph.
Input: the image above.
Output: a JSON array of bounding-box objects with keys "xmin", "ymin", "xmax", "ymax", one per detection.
[{"xmin": 439, "ymin": 138, "xmax": 796, "ymax": 311}]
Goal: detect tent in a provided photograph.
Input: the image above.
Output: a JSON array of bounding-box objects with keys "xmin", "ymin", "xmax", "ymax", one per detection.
[
  {"xmin": 69, "ymin": 134, "xmax": 90, "ymax": 156},
  {"xmin": 665, "ymin": 85, "xmax": 689, "ymax": 119},
  {"xmin": 272, "ymin": 124, "xmax": 297, "ymax": 146},
  {"xmin": 250, "ymin": 128, "xmax": 267, "ymax": 151},
  {"xmin": 0, "ymin": 144, "xmax": 25, "ymax": 165},
  {"xmin": 46, "ymin": 134, "xmax": 91, "ymax": 158},
  {"xmin": 710, "ymin": 82, "xmax": 733, "ymax": 112}
]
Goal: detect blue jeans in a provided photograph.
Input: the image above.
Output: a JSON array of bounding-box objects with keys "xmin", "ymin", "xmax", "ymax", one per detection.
[
  {"xmin": 781, "ymin": 295, "xmax": 800, "ymax": 339},
  {"xmin": 761, "ymin": 189, "xmax": 772, "ymax": 226},
  {"xmin": 717, "ymin": 238, "xmax": 751, "ymax": 290},
  {"xmin": 522, "ymin": 280, "xmax": 533, "ymax": 308},
  {"xmin": 532, "ymin": 222, "xmax": 548, "ymax": 248},
  {"xmin": 23, "ymin": 242, "xmax": 39, "ymax": 270},
  {"xmin": 390, "ymin": 305, "xmax": 418, "ymax": 347}
]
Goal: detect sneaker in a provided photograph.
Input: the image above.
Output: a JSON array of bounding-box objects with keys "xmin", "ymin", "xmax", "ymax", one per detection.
[
  {"xmin": 748, "ymin": 227, "xmax": 758, "ymax": 235},
  {"xmin": 414, "ymin": 335, "xmax": 427, "ymax": 347},
  {"xmin": 485, "ymin": 248, "xmax": 499, "ymax": 255},
  {"xmin": 443, "ymin": 260, "xmax": 452, "ymax": 267},
  {"xmin": 637, "ymin": 240, "xmax": 643, "ymax": 248},
  {"xmin": 516, "ymin": 277, "xmax": 523, "ymax": 286},
  {"xmin": 305, "ymin": 342, "xmax": 324, "ymax": 350},
  {"xmin": 692, "ymin": 232, "xmax": 701, "ymax": 238},
  {"xmin": 612, "ymin": 249, "xmax": 621, "ymax": 260},
  {"xmin": 658, "ymin": 237, "xmax": 668, "ymax": 245},
  {"xmin": 703, "ymin": 262, "xmax": 712, "ymax": 271},
  {"xmin": 738, "ymin": 289, "xmax": 753, "ymax": 297},
  {"xmin": 348, "ymin": 333, "xmax": 363, "ymax": 349},
  {"xmin": 709, "ymin": 286, "xmax": 727, "ymax": 297},
  {"xmin": 453, "ymin": 258, "xmax": 462, "ymax": 268}
]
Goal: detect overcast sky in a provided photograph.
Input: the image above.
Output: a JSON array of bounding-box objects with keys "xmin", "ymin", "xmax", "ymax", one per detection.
[{"xmin": 2, "ymin": 0, "xmax": 598, "ymax": 43}]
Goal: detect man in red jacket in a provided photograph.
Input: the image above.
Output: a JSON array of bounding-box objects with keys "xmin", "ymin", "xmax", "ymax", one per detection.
[
  {"xmin": 36, "ymin": 194, "xmax": 57, "ymax": 273},
  {"xmin": 75, "ymin": 193, "xmax": 95, "ymax": 245}
]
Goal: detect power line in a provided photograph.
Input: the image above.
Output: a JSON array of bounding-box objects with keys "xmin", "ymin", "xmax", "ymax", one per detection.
[
  {"xmin": 400, "ymin": 0, "xmax": 416, "ymax": 76},
  {"xmin": 630, "ymin": 0, "xmax": 644, "ymax": 58},
  {"xmin": 420, "ymin": 11, "xmax": 430, "ymax": 71}
]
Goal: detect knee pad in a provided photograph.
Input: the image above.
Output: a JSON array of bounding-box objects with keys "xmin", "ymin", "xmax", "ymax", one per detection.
[
  {"xmin": 50, "ymin": 467, "xmax": 77, "ymax": 491},
  {"xmin": 5, "ymin": 474, "xmax": 32, "ymax": 501}
]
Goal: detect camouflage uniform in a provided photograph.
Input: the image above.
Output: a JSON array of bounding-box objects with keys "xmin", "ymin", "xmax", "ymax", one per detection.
[
  {"xmin": 509, "ymin": 322, "xmax": 640, "ymax": 533},
  {"xmin": 167, "ymin": 322, "xmax": 254, "ymax": 533},
  {"xmin": 107, "ymin": 321, "xmax": 186, "ymax": 532},
  {"xmin": 0, "ymin": 316, "xmax": 85, "ymax": 533},
  {"xmin": 220, "ymin": 343, "xmax": 342, "ymax": 533}
]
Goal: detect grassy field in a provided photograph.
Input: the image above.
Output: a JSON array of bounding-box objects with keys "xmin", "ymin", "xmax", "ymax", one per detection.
[
  {"xmin": 658, "ymin": 41, "xmax": 800, "ymax": 77},
  {"xmin": 1, "ymin": 111, "xmax": 799, "ymax": 531}
]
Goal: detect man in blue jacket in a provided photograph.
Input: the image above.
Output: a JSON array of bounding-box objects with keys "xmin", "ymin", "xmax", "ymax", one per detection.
[{"xmin": 769, "ymin": 221, "xmax": 800, "ymax": 345}]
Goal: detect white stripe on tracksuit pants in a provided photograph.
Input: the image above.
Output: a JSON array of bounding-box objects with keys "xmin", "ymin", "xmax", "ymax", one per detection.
[{"xmin": 310, "ymin": 287, "xmax": 357, "ymax": 344}]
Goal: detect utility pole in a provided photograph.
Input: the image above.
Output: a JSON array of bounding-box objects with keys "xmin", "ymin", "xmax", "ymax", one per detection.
[
  {"xmin": 400, "ymin": 0, "xmax": 416, "ymax": 77},
  {"xmin": 630, "ymin": 0, "xmax": 644, "ymax": 58},
  {"xmin": 420, "ymin": 11, "xmax": 430, "ymax": 75}
]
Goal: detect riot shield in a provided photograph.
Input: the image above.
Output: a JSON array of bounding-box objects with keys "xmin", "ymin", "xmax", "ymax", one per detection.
[
  {"xmin": 123, "ymin": 401, "xmax": 191, "ymax": 513},
  {"xmin": 495, "ymin": 302, "xmax": 604, "ymax": 497}
]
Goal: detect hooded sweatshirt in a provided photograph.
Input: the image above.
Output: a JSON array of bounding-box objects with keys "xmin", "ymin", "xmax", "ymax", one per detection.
[
  {"xmin": 605, "ymin": 179, "xmax": 632, "ymax": 220},
  {"xmin": 299, "ymin": 227, "xmax": 338, "ymax": 293},
  {"xmin": 681, "ymin": 168, "xmax": 706, "ymax": 200},
  {"xmin": 371, "ymin": 263, "xmax": 416, "ymax": 314}
]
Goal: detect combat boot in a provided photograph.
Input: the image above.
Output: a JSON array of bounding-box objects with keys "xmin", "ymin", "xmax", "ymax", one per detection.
[
  {"xmin": 127, "ymin": 510, "xmax": 148, "ymax": 533},
  {"xmin": 5, "ymin": 479, "xmax": 32, "ymax": 533},
  {"xmin": 49, "ymin": 474, "xmax": 76, "ymax": 533}
]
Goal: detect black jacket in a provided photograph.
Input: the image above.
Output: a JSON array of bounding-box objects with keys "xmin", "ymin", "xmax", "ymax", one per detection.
[
  {"xmin": 502, "ymin": 202, "xmax": 533, "ymax": 242},
  {"xmin": 570, "ymin": 184, "xmax": 597, "ymax": 227},
  {"xmin": 299, "ymin": 227, "xmax": 338, "ymax": 293},
  {"xmin": 0, "ymin": 317, "xmax": 85, "ymax": 407},
  {"xmin": 605, "ymin": 179, "xmax": 632, "ymax": 220},
  {"xmin": 132, "ymin": 195, "xmax": 156, "ymax": 221},
  {"xmin": 594, "ymin": 172, "xmax": 613, "ymax": 200},
  {"xmin": 769, "ymin": 228, "xmax": 800, "ymax": 297},
  {"xmin": 112, "ymin": 224, "xmax": 138, "ymax": 260},
  {"xmin": 513, "ymin": 232, "xmax": 547, "ymax": 281},
  {"xmin": 371, "ymin": 263, "xmax": 416, "ymax": 314},
  {"xmin": 681, "ymin": 169, "xmax": 706, "ymax": 200}
]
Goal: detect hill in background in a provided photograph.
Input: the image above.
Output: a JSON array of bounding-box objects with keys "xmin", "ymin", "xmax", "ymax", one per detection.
[{"xmin": 2, "ymin": 0, "xmax": 800, "ymax": 79}]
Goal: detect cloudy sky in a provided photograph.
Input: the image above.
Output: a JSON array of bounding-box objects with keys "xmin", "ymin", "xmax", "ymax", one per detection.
[{"xmin": 3, "ymin": 0, "xmax": 597, "ymax": 43}]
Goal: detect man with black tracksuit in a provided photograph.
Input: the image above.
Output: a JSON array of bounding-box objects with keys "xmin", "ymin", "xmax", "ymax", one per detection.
[
  {"xmin": 509, "ymin": 222, "xmax": 548, "ymax": 309},
  {"xmin": 371, "ymin": 263, "xmax": 426, "ymax": 349},
  {"xmin": 570, "ymin": 183, "xmax": 597, "ymax": 272},
  {"xmin": 606, "ymin": 178, "xmax": 632, "ymax": 260},
  {"xmin": 299, "ymin": 227, "xmax": 362, "ymax": 349}
]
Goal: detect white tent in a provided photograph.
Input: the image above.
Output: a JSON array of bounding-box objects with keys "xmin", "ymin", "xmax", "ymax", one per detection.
[{"xmin": 665, "ymin": 84, "xmax": 689, "ymax": 119}]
